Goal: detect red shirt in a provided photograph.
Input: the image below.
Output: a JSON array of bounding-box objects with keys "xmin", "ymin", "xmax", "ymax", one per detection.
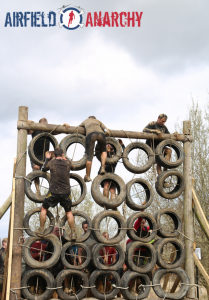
[
  {"xmin": 99, "ymin": 246, "xmax": 116, "ymax": 265},
  {"xmin": 30, "ymin": 241, "xmax": 46, "ymax": 261},
  {"xmin": 126, "ymin": 217, "xmax": 150, "ymax": 251}
]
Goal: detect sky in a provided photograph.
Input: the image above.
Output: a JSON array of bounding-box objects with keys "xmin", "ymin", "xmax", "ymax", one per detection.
[{"xmin": 0, "ymin": 0, "xmax": 209, "ymax": 240}]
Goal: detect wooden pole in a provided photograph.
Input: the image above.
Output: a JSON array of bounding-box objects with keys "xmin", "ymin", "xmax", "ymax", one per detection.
[
  {"xmin": 17, "ymin": 121, "xmax": 190, "ymax": 142},
  {"xmin": 10, "ymin": 107, "xmax": 28, "ymax": 300},
  {"xmin": 193, "ymin": 253, "xmax": 209, "ymax": 286},
  {"xmin": 183, "ymin": 120, "xmax": 195, "ymax": 298},
  {"xmin": 0, "ymin": 194, "xmax": 12, "ymax": 220}
]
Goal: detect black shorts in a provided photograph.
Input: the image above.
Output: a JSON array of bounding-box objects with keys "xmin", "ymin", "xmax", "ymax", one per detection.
[
  {"xmin": 86, "ymin": 132, "xmax": 106, "ymax": 161},
  {"xmin": 42, "ymin": 193, "xmax": 72, "ymax": 212},
  {"xmin": 30, "ymin": 154, "xmax": 43, "ymax": 168}
]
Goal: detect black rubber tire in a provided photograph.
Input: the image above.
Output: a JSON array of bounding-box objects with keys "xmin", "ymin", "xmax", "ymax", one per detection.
[
  {"xmin": 92, "ymin": 243, "xmax": 125, "ymax": 271},
  {"xmin": 120, "ymin": 271, "xmax": 151, "ymax": 300},
  {"xmin": 25, "ymin": 170, "xmax": 51, "ymax": 203},
  {"xmin": 153, "ymin": 267, "xmax": 190, "ymax": 299},
  {"xmin": 21, "ymin": 269, "xmax": 55, "ymax": 300},
  {"xmin": 126, "ymin": 178, "xmax": 154, "ymax": 211},
  {"xmin": 155, "ymin": 139, "xmax": 185, "ymax": 169},
  {"xmin": 155, "ymin": 170, "xmax": 185, "ymax": 199},
  {"xmin": 60, "ymin": 211, "xmax": 92, "ymax": 242},
  {"xmin": 127, "ymin": 212, "xmax": 157, "ymax": 243},
  {"xmin": 90, "ymin": 270, "xmax": 120, "ymax": 300},
  {"xmin": 155, "ymin": 208, "xmax": 182, "ymax": 238},
  {"xmin": 92, "ymin": 211, "xmax": 127, "ymax": 245},
  {"xmin": 126, "ymin": 241, "xmax": 157, "ymax": 273},
  {"xmin": 23, "ymin": 208, "xmax": 55, "ymax": 237},
  {"xmin": 28, "ymin": 133, "xmax": 59, "ymax": 166},
  {"xmin": 91, "ymin": 174, "xmax": 126, "ymax": 209},
  {"xmin": 70, "ymin": 173, "xmax": 87, "ymax": 207},
  {"xmin": 156, "ymin": 238, "xmax": 185, "ymax": 269},
  {"xmin": 59, "ymin": 134, "xmax": 87, "ymax": 171},
  {"xmin": 61, "ymin": 242, "xmax": 91, "ymax": 270},
  {"xmin": 95, "ymin": 137, "xmax": 122, "ymax": 165},
  {"xmin": 56, "ymin": 269, "xmax": 89, "ymax": 300},
  {"xmin": 122, "ymin": 142, "xmax": 154, "ymax": 174},
  {"xmin": 22, "ymin": 234, "xmax": 62, "ymax": 269}
]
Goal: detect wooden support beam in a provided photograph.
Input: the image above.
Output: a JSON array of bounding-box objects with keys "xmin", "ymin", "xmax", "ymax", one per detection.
[
  {"xmin": 193, "ymin": 253, "xmax": 209, "ymax": 286},
  {"xmin": 17, "ymin": 120, "xmax": 190, "ymax": 142},
  {"xmin": 10, "ymin": 107, "xmax": 28, "ymax": 300},
  {"xmin": 192, "ymin": 188, "xmax": 209, "ymax": 241},
  {"xmin": 183, "ymin": 120, "xmax": 195, "ymax": 298},
  {"xmin": 0, "ymin": 194, "xmax": 12, "ymax": 220},
  {"xmin": 163, "ymin": 247, "xmax": 177, "ymax": 290}
]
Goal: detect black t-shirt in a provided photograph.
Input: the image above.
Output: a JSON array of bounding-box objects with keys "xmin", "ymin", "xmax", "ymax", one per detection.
[
  {"xmin": 32, "ymin": 131, "xmax": 50, "ymax": 159},
  {"xmin": 144, "ymin": 121, "xmax": 170, "ymax": 149}
]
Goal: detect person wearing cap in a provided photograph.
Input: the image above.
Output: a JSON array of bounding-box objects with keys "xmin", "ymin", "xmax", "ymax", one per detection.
[
  {"xmin": 0, "ymin": 238, "xmax": 8, "ymax": 296},
  {"xmin": 35, "ymin": 148, "xmax": 77, "ymax": 240},
  {"xmin": 143, "ymin": 114, "xmax": 172, "ymax": 187},
  {"xmin": 79, "ymin": 116, "xmax": 110, "ymax": 182}
]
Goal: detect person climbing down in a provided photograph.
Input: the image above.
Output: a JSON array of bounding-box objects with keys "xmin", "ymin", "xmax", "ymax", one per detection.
[
  {"xmin": 143, "ymin": 113, "xmax": 172, "ymax": 188},
  {"xmin": 79, "ymin": 116, "xmax": 110, "ymax": 182},
  {"xmin": 35, "ymin": 148, "xmax": 77, "ymax": 240}
]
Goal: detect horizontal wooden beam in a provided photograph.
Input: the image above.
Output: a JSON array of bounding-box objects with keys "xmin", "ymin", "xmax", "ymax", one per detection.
[{"xmin": 17, "ymin": 121, "xmax": 190, "ymax": 142}]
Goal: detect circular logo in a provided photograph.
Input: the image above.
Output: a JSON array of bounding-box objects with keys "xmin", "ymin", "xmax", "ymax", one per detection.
[{"xmin": 60, "ymin": 7, "xmax": 83, "ymax": 30}]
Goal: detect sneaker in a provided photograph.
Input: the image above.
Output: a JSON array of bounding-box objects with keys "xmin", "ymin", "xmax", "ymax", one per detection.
[
  {"xmin": 71, "ymin": 229, "xmax": 77, "ymax": 241},
  {"xmin": 84, "ymin": 175, "xmax": 92, "ymax": 182},
  {"xmin": 163, "ymin": 182, "xmax": 171, "ymax": 188},
  {"xmin": 64, "ymin": 287, "xmax": 70, "ymax": 294},
  {"xmin": 34, "ymin": 227, "xmax": 45, "ymax": 237},
  {"xmin": 100, "ymin": 166, "xmax": 106, "ymax": 175}
]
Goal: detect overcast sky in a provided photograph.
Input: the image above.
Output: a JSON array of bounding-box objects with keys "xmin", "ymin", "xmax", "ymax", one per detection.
[{"xmin": 0, "ymin": 0, "xmax": 209, "ymax": 240}]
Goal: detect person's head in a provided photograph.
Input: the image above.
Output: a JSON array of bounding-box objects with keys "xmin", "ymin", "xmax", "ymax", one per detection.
[
  {"xmin": 88, "ymin": 116, "xmax": 96, "ymax": 119},
  {"xmin": 39, "ymin": 118, "xmax": 48, "ymax": 124},
  {"xmin": 102, "ymin": 232, "xmax": 109, "ymax": 239},
  {"xmin": 52, "ymin": 226, "xmax": 60, "ymax": 238},
  {"xmin": 2, "ymin": 238, "xmax": 8, "ymax": 250},
  {"xmin": 54, "ymin": 148, "xmax": 64, "ymax": 158},
  {"xmin": 141, "ymin": 218, "xmax": 146, "ymax": 228},
  {"xmin": 157, "ymin": 114, "xmax": 168, "ymax": 126},
  {"xmin": 106, "ymin": 143, "xmax": 113, "ymax": 153},
  {"xmin": 82, "ymin": 221, "xmax": 88, "ymax": 233}
]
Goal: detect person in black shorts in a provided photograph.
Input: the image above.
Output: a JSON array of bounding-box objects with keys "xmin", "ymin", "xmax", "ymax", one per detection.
[
  {"xmin": 143, "ymin": 114, "xmax": 172, "ymax": 187},
  {"xmin": 98, "ymin": 139, "xmax": 125, "ymax": 200},
  {"xmin": 35, "ymin": 148, "xmax": 77, "ymax": 240},
  {"xmin": 79, "ymin": 116, "xmax": 110, "ymax": 182}
]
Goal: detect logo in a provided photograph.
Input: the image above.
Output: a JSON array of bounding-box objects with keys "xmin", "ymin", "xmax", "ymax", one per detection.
[{"xmin": 58, "ymin": 6, "xmax": 84, "ymax": 30}]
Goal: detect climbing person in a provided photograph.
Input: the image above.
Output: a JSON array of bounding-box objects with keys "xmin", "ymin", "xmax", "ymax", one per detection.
[
  {"xmin": 0, "ymin": 238, "xmax": 8, "ymax": 298},
  {"xmin": 79, "ymin": 116, "xmax": 110, "ymax": 182},
  {"xmin": 98, "ymin": 139, "xmax": 125, "ymax": 200},
  {"xmin": 27, "ymin": 118, "xmax": 69, "ymax": 195},
  {"xmin": 143, "ymin": 114, "xmax": 172, "ymax": 187},
  {"xmin": 35, "ymin": 148, "xmax": 77, "ymax": 240}
]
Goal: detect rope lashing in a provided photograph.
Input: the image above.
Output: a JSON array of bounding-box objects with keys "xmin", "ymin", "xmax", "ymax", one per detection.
[
  {"xmin": 173, "ymin": 230, "xmax": 195, "ymax": 243},
  {"xmin": 10, "ymin": 286, "xmax": 30, "ymax": 290},
  {"xmin": 46, "ymin": 286, "xmax": 63, "ymax": 289},
  {"xmin": 80, "ymin": 285, "xmax": 96, "ymax": 289},
  {"xmin": 112, "ymin": 284, "xmax": 129, "ymax": 290}
]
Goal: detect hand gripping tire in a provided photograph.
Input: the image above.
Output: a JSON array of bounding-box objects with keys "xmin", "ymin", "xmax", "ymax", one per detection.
[
  {"xmin": 23, "ymin": 208, "xmax": 55, "ymax": 237},
  {"xmin": 92, "ymin": 243, "xmax": 125, "ymax": 271},
  {"xmin": 70, "ymin": 173, "xmax": 87, "ymax": 207},
  {"xmin": 56, "ymin": 269, "xmax": 89, "ymax": 300},
  {"xmin": 126, "ymin": 178, "xmax": 154, "ymax": 211},
  {"xmin": 60, "ymin": 211, "xmax": 92, "ymax": 242},
  {"xmin": 95, "ymin": 137, "xmax": 122, "ymax": 165},
  {"xmin": 120, "ymin": 271, "xmax": 151, "ymax": 300},
  {"xmin": 155, "ymin": 170, "xmax": 185, "ymax": 199},
  {"xmin": 90, "ymin": 270, "xmax": 120, "ymax": 300},
  {"xmin": 126, "ymin": 241, "xmax": 157, "ymax": 273},
  {"xmin": 61, "ymin": 242, "xmax": 91, "ymax": 270},
  {"xmin": 59, "ymin": 134, "xmax": 87, "ymax": 171},
  {"xmin": 92, "ymin": 211, "xmax": 127, "ymax": 245},
  {"xmin": 155, "ymin": 208, "xmax": 182, "ymax": 238},
  {"xmin": 155, "ymin": 238, "xmax": 185, "ymax": 269},
  {"xmin": 22, "ymin": 234, "xmax": 62, "ymax": 269},
  {"xmin": 28, "ymin": 133, "xmax": 59, "ymax": 166},
  {"xmin": 25, "ymin": 170, "xmax": 51, "ymax": 203},
  {"xmin": 21, "ymin": 269, "xmax": 55, "ymax": 300},
  {"xmin": 153, "ymin": 267, "xmax": 190, "ymax": 299},
  {"xmin": 91, "ymin": 174, "xmax": 126, "ymax": 209},
  {"xmin": 155, "ymin": 139, "xmax": 185, "ymax": 169},
  {"xmin": 127, "ymin": 212, "xmax": 157, "ymax": 243},
  {"xmin": 122, "ymin": 142, "xmax": 154, "ymax": 174}
]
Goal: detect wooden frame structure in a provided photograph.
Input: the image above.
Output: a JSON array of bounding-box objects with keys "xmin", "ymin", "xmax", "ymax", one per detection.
[{"xmin": 2, "ymin": 106, "xmax": 202, "ymax": 299}]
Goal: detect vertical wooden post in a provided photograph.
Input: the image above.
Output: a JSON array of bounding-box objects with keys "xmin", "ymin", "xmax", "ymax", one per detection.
[
  {"xmin": 10, "ymin": 106, "xmax": 28, "ymax": 300},
  {"xmin": 183, "ymin": 120, "xmax": 195, "ymax": 298}
]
